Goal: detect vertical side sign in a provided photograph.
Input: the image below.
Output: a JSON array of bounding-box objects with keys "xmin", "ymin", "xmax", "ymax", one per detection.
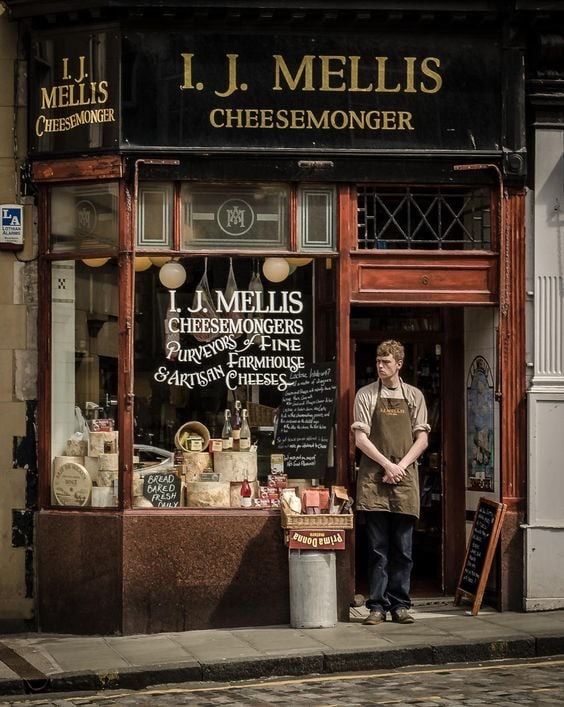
[{"xmin": 30, "ymin": 31, "xmax": 120, "ymax": 154}]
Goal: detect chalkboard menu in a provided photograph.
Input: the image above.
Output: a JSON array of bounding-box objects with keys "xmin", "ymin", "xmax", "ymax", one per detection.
[
  {"xmin": 455, "ymin": 497, "xmax": 507, "ymax": 615},
  {"xmin": 275, "ymin": 363, "xmax": 337, "ymax": 478},
  {"xmin": 143, "ymin": 472, "xmax": 182, "ymax": 508}
]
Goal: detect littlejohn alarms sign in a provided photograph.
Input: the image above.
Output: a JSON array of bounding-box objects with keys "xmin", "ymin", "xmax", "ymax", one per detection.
[{"xmin": 30, "ymin": 29, "xmax": 502, "ymax": 154}]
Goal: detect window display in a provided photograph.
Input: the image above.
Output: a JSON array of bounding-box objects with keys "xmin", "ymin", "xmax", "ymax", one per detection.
[
  {"xmin": 51, "ymin": 259, "xmax": 119, "ymax": 507},
  {"xmin": 132, "ymin": 255, "xmax": 336, "ymax": 509}
]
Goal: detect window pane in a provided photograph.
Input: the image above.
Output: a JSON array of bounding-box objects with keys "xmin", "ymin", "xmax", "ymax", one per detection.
[
  {"xmin": 137, "ymin": 182, "xmax": 173, "ymax": 248},
  {"xmin": 133, "ymin": 256, "xmax": 326, "ymax": 509},
  {"xmin": 298, "ymin": 186, "xmax": 336, "ymax": 251},
  {"xmin": 51, "ymin": 259, "xmax": 119, "ymax": 508},
  {"xmin": 50, "ymin": 183, "xmax": 119, "ymax": 253},
  {"xmin": 357, "ymin": 186, "xmax": 492, "ymax": 251},
  {"xmin": 181, "ymin": 184, "xmax": 289, "ymax": 250}
]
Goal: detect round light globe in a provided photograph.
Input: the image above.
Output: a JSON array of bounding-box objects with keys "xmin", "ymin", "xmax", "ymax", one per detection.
[
  {"xmin": 82, "ymin": 257, "xmax": 109, "ymax": 268},
  {"xmin": 134, "ymin": 256, "xmax": 153, "ymax": 272},
  {"xmin": 150, "ymin": 256, "xmax": 172, "ymax": 267},
  {"xmin": 263, "ymin": 257, "xmax": 290, "ymax": 283},
  {"xmin": 159, "ymin": 260, "xmax": 187, "ymax": 289},
  {"xmin": 286, "ymin": 257, "xmax": 313, "ymax": 267}
]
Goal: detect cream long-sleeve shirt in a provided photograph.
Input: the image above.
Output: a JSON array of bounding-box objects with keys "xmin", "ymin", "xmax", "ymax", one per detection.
[{"xmin": 352, "ymin": 379, "xmax": 431, "ymax": 437}]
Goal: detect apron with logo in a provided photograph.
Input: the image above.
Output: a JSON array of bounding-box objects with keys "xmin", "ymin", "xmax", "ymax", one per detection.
[{"xmin": 356, "ymin": 381, "xmax": 420, "ymax": 518}]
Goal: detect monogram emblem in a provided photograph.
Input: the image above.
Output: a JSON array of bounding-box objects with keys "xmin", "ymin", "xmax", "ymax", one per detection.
[{"xmin": 217, "ymin": 198, "xmax": 255, "ymax": 236}]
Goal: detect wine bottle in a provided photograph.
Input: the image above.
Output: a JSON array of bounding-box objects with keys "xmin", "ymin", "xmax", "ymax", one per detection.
[
  {"xmin": 221, "ymin": 409, "xmax": 233, "ymax": 450},
  {"xmin": 239, "ymin": 409, "xmax": 251, "ymax": 450},
  {"xmin": 232, "ymin": 399, "xmax": 242, "ymax": 448},
  {"xmin": 240, "ymin": 475, "xmax": 252, "ymax": 508}
]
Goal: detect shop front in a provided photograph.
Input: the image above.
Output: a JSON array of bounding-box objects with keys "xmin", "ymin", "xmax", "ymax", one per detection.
[{"xmin": 24, "ymin": 8, "xmax": 527, "ymax": 634}]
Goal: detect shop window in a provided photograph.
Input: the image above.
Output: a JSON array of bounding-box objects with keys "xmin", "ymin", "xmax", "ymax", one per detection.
[
  {"xmin": 51, "ymin": 260, "xmax": 119, "ymax": 508},
  {"xmin": 133, "ymin": 256, "xmax": 333, "ymax": 510},
  {"xmin": 357, "ymin": 186, "xmax": 492, "ymax": 250},
  {"xmin": 298, "ymin": 185, "xmax": 336, "ymax": 252},
  {"xmin": 137, "ymin": 182, "xmax": 174, "ymax": 249},
  {"xmin": 50, "ymin": 183, "xmax": 119, "ymax": 253},
  {"xmin": 180, "ymin": 183, "xmax": 289, "ymax": 250}
]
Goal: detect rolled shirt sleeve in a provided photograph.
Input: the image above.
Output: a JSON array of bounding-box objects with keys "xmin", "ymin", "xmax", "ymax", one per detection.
[{"xmin": 351, "ymin": 383, "xmax": 377, "ymax": 435}]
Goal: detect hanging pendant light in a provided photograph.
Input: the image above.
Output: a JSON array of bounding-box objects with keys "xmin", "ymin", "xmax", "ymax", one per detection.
[
  {"xmin": 82, "ymin": 257, "xmax": 109, "ymax": 268},
  {"xmin": 150, "ymin": 256, "xmax": 173, "ymax": 267},
  {"xmin": 134, "ymin": 256, "xmax": 152, "ymax": 272},
  {"xmin": 159, "ymin": 260, "xmax": 187, "ymax": 289},
  {"xmin": 263, "ymin": 257, "xmax": 290, "ymax": 283},
  {"xmin": 286, "ymin": 257, "xmax": 313, "ymax": 267}
]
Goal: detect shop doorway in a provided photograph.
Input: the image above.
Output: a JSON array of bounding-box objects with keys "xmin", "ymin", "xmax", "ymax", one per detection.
[{"xmin": 351, "ymin": 306, "xmax": 466, "ymax": 598}]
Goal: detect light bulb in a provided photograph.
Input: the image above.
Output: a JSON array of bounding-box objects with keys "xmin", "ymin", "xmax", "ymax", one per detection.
[
  {"xmin": 82, "ymin": 257, "xmax": 109, "ymax": 268},
  {"xmin": 263, "ymin": 257, "xmax": 290, "ymax": 283},
  {"xmin": 150, "ymin": 256, "xmax": 172, "ymax": 267},
  {"xmin": 159, "ymin": 260, "xmax": 187, "ymax": 289},
  {"xmin": 286, "ymin": 257, "xmax": 313, "ymax": 267},
  {"xmin": 134, "ymin": 256, "xmax": 152, "ymax": 272}
]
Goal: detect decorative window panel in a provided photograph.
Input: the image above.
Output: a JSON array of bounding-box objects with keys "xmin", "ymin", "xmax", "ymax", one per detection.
[
  {"xmin": 357, "ymin": 187, "xmax": 492, "ymax": 251},
  {"xmin": 180, "ymin": 183, "xmax": 289, "ymax": 250},
  {"xmin": 50, "ymin": 183, "xmax": 118, "ymax": 253},
  {"xmin": 298, "ymin": 186, "xmax": 336, "ymax": 251},
  {"xmin": 137, "ymin": 182, "xmax": 173, "ymax": 248}
]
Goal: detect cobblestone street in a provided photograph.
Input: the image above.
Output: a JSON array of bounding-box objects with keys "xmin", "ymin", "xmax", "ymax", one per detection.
[{"xmin": 2, "ymin": 656, "xmax": 564, "ymax": 706}]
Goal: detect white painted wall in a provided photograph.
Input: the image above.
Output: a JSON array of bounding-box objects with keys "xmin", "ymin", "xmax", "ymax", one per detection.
[{"xmin": 525, "ymin": 128, "xmax": 564, "ymax": 611}]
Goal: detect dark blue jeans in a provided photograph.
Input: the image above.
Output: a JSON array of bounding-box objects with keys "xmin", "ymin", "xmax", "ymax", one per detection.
[{"xmin": 365, "ymin": 511, "xmax": 415, "ymax": 613}]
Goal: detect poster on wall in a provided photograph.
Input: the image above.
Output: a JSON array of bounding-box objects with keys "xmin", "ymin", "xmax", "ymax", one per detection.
[{"xmin": 466, "ymin": 356, "xmax": 494, "ymax": 492}]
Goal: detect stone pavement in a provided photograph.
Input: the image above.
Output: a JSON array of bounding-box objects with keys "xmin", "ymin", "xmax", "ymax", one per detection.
[{"xmin": 1, "ymin": 602, "xmax": 564, "ymax": 697}]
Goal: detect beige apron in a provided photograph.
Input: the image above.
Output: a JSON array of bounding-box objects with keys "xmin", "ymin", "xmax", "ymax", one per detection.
[{"xmin": 356, "ymin": 381, "xmax": 420, "ymax": 518}]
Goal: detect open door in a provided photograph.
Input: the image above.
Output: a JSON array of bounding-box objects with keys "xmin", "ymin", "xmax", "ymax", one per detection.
[{"xmin": 351, "ymin": 306, "xmax": 465, "ymax": 598}]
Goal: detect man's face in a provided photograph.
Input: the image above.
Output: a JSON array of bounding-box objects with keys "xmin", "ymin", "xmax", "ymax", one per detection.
[{"xmin": 376, "ymin": 354, "xmax": 402, "ymax": 383}]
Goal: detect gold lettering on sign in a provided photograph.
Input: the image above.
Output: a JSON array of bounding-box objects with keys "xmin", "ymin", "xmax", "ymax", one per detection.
[
  {"xmin": 273, "ymin": 55, "xmax": 316, "ymax": 91},
  {"xmin": 35, "ymin": 54, "xmax": 115, "ymax": 137},
  {"xmin": 270, "ymin": 55, "xmax": 443, "ymax": 93},
  {"xmin": 420, "ymin": 57, "xmax": 442, "ymax": 93},
  {"xmin": 208, "ymin": 107, "xmax": 414, "ymax": 131}
]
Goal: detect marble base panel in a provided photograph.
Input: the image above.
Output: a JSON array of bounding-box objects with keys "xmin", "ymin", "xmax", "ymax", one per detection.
[{"xmin": 36, "ymin": 511, "xmax": 354, "ymax": 635}]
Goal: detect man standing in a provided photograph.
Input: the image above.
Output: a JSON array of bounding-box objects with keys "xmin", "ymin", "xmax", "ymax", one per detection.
[{"xmin": 353, "ymin": 340, "xmax": 430, "ymax": 625}]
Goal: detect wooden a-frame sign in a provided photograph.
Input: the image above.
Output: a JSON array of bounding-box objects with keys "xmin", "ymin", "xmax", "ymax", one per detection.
[{"xmin": 454, "ymin": 497, "xmax": 507, "ymax": 616}]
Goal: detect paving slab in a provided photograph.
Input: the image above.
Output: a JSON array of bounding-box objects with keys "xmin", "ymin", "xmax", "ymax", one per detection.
[
  {"xmin": 169, "ymin": 629, "xmax": 260, "ymax": 661},
  {"xmin": 0, "ymin": 639, "xmax": 59, "ymax": 676},
  {"xmin": 36, "ymin": 638, "xmax": 130, "ymax": 672},
  {"xmin": 0, "ymin": 661, "xmax": 18, "ymax": 681},
  {"xmin": 302, "ymin": 623, "xmax": 391, "ymax": 650},
  {"xmin": 106, "ymin": 635, "xmax": 195, "ymax": 666},
  {"xmin": 233, "ymin": 627, "xmax": 327, "ymax": 655}
]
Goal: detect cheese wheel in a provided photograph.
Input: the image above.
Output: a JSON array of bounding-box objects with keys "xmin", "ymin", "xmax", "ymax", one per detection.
[
  {"xmin": 213, "ymin": 451, "xmax": 258, "ymax": 482},
  {"xmin": 52, "ymin": 461, "xmax": 92, "ymax": 507}
]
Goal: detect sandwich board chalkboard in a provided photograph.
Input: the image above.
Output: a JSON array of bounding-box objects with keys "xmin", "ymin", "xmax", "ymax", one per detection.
[
  {"xmin": 454, "ymin": 497, "xmax": 507, "ymax": 615},
  {"xmin": 274, "ymin": 362, "xmax": 337, "ymax": 478}
]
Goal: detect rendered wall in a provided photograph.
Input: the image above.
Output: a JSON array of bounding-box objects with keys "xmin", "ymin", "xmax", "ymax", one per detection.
[
  {"xmin": 525, "ymin": 128, "xmax": 564, "ymax": 610},
  {"xmin": 0, "ymin": 5, "xmax": 37, "ymax": 626}
]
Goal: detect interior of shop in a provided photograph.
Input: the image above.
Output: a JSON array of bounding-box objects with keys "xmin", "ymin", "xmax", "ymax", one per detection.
[{"xmin": 352, "ymin": 306, "xmax": 445, "ymax": 597}]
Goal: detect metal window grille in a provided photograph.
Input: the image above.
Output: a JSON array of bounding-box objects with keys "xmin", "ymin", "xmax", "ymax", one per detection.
[{"xmin": 357, "ymin": 186, "xmax": 492, "ymax": 250}]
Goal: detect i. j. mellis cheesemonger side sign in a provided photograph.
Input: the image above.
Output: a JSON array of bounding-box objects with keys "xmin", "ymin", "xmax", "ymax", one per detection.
[{"xmin": 30, "ymin": 30, "xmax": 501, "ymax": 154}]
